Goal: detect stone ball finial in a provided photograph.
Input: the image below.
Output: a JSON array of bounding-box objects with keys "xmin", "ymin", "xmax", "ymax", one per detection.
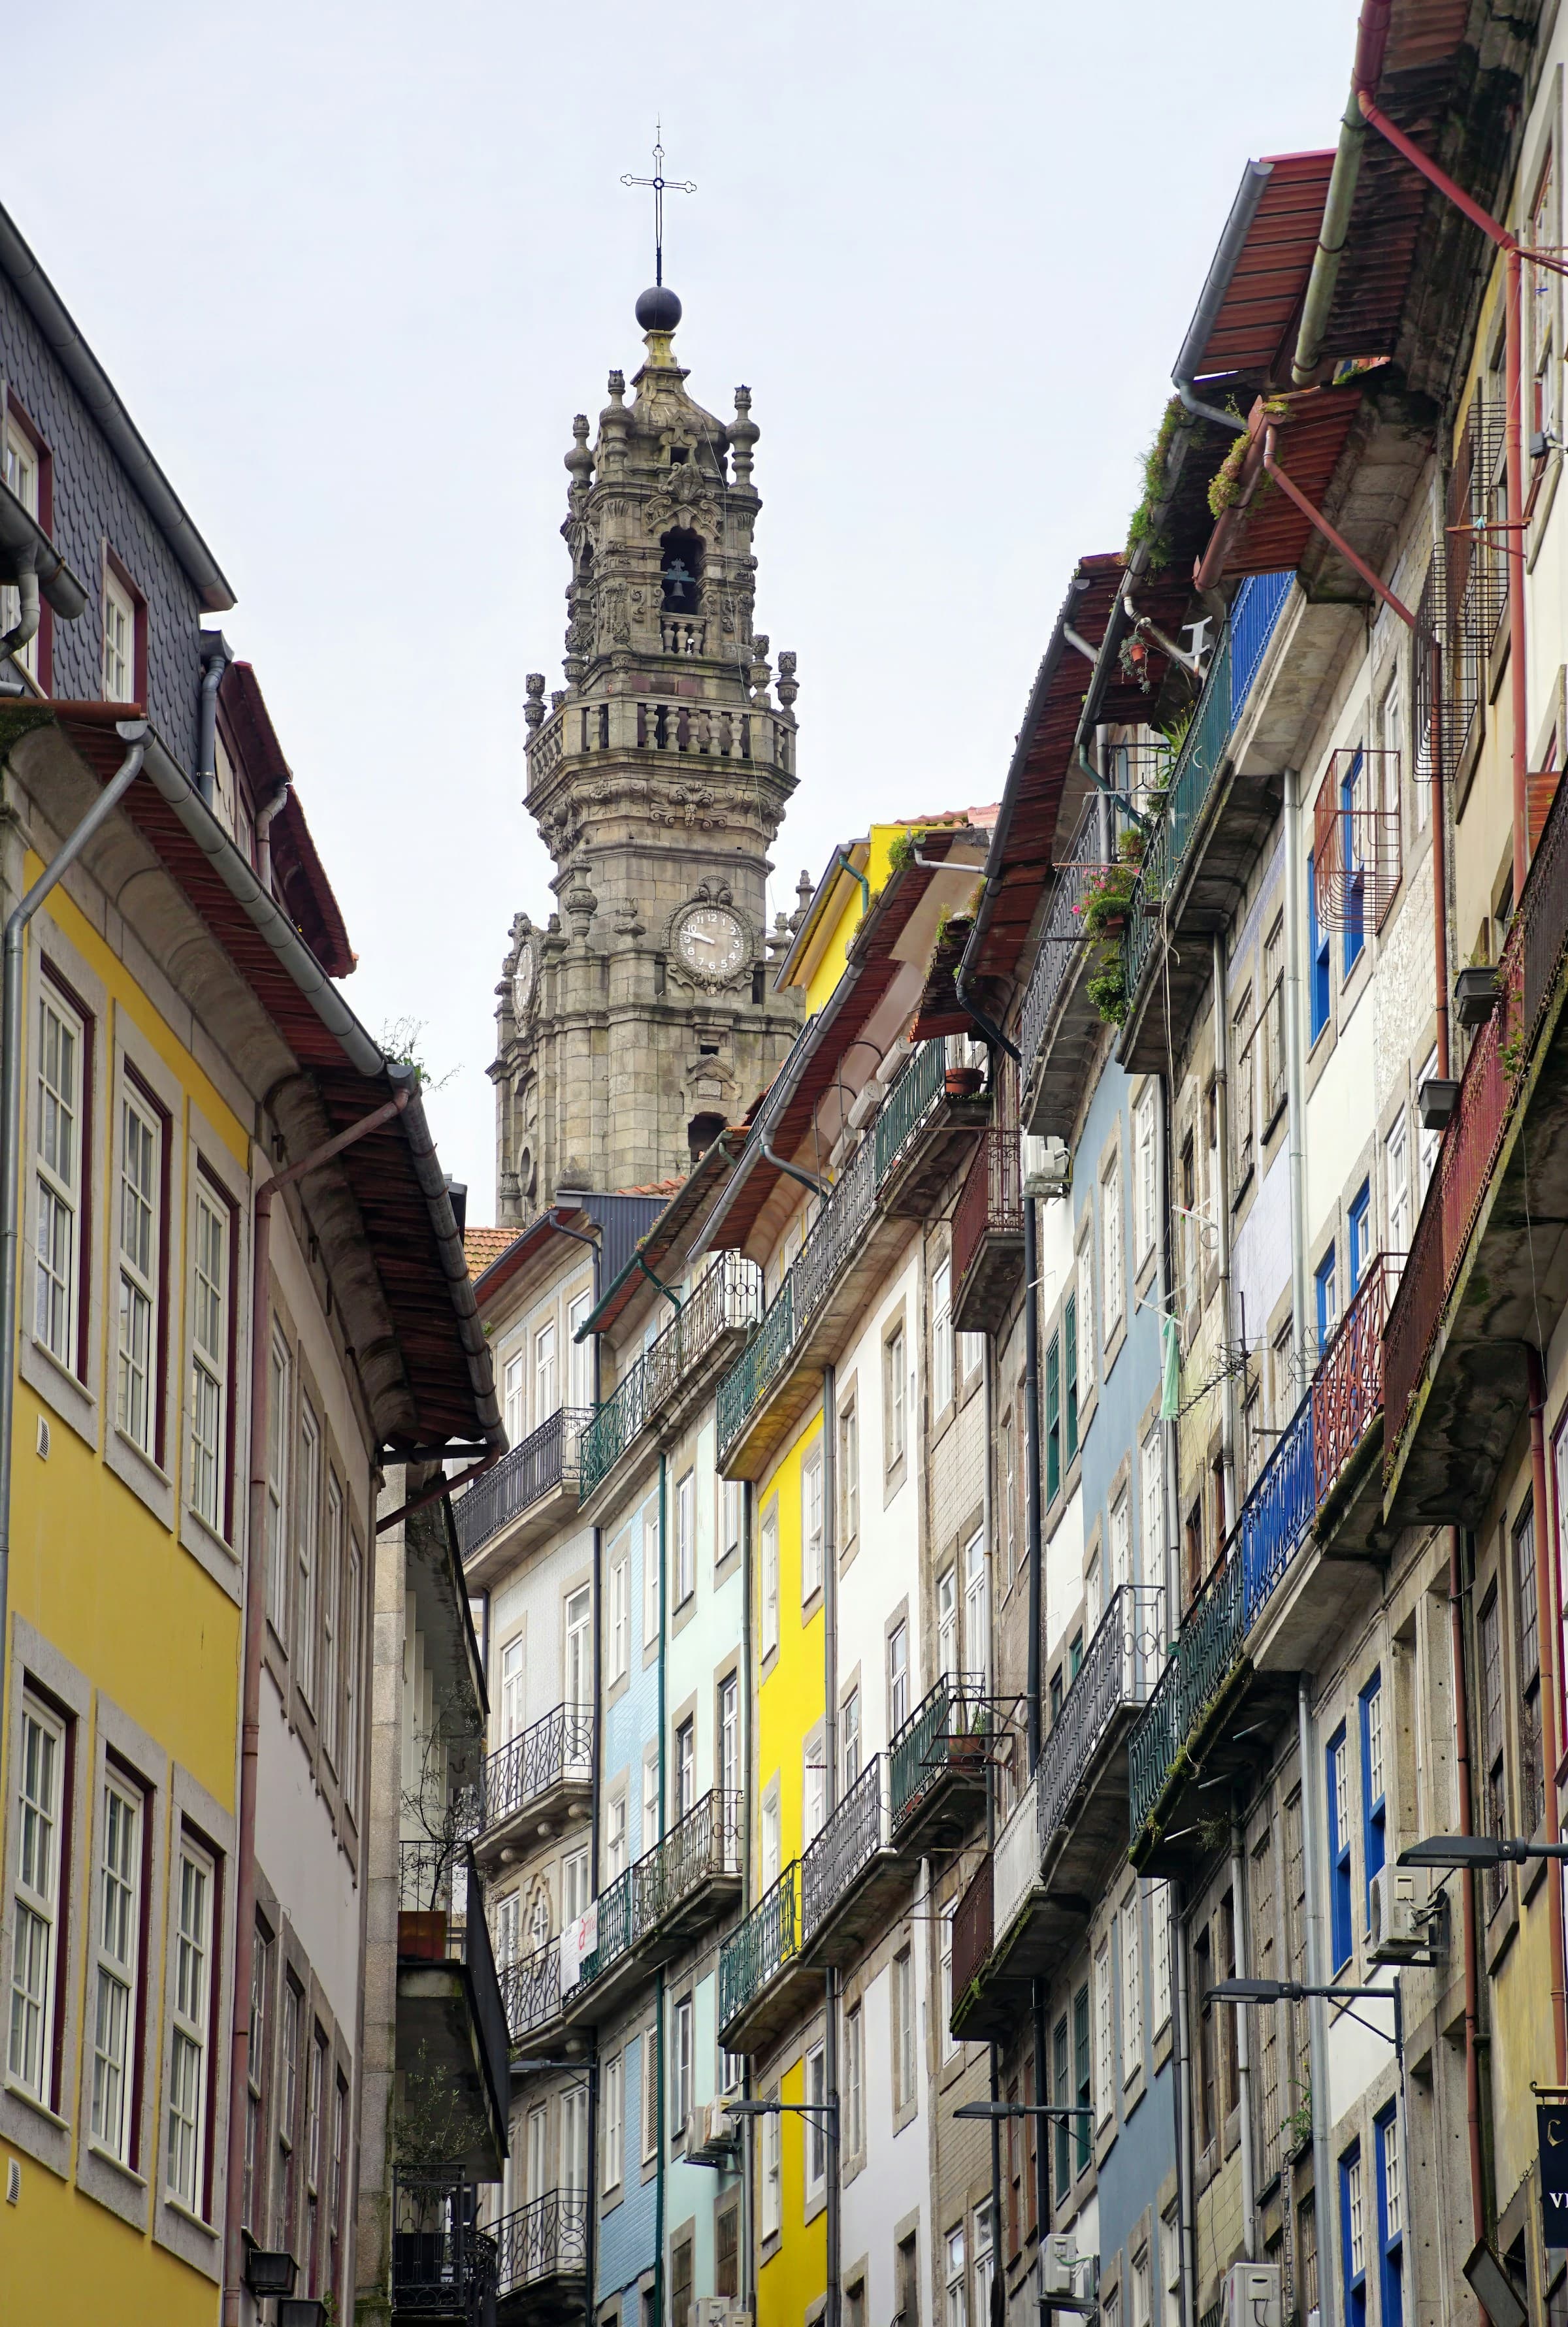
[
  {"xmin": 524, "ymin": 673, "xmax": 547, "ymax": 731},
  {"xmin": 776, "ymin": 649, "xmax": 798, "ymax": 709},
  {"xmin": 635, "ymin": 284, "xmax": 682, "ymax": 334},
  {"xmin": 565, "ymin": 414, "xmax": 593, "ymax": 486}
]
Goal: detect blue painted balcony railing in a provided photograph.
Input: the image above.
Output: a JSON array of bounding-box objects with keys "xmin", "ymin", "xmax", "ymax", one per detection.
[{"xmin": 1123, "ymin": 570, "xmax": 1295, "ymax": 1001}]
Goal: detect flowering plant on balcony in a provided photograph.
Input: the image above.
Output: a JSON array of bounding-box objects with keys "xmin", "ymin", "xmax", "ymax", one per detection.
[
  {"xmin": 1075, "ymin": 858, "xmax": 1139, "ymax": 939},
  {"xmin": 1086, "ymin": 949, "xmax": 1130, "ymax": 1027}
]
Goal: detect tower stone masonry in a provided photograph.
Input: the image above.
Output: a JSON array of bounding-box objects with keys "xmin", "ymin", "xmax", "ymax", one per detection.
[{"xmin": 491, "ymin": 285, "xmax": 805, "ymax": 1218}]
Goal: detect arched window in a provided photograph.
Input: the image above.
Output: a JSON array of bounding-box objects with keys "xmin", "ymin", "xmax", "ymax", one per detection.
[
  {"xmin": 527, "ymin": 1882, "xmax": 551, "ymax": 1953},
  {"xmin": 661, "ymin": 527, "xmax": 704, "ymax": 614},
  {"xmin": 687, "ymin": 1112, "xmax": 726, "ymax": 1162}
]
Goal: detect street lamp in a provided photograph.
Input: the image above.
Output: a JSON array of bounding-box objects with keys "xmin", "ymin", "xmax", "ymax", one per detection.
[
  {"xmin": 1209, "ymin": 1977, "xmax": 1403, "ymax": 2066},
  {"xmin": 726, "ymin": 2097, "xmax": 839, "ymax": 2121},
  {"xmin": 953, "ymin": 2102, "xmax": 1095, "ymax": 2121},
  {"xmin": 1399, "ymin": 1832, "xmax": 1568, "ymax": 1868}
]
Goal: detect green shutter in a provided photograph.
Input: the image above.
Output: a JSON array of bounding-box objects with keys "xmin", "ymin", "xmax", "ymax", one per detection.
[
  {"xmin": 1064, "ymin": 1294, "xmax": 1078, "ymax": 1461},
  {"xmin": 1045, "ymin": 1335, "xmax": 1061, "ymax": 1502}
]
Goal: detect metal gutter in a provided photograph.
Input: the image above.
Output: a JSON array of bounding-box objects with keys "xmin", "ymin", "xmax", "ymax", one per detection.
[
  {"xmin": 1290, "ymin": 0, "xmax": 1393, "ymax": 385},
  {"xmin": 1173, "ymin": 159, "xmax": 1274, "ymax": 429},
  {"xmin": 0, "ymin": 477, "xmax": 88, "ymax": 619},
  {"xmin": 0, "ymin": 204, "xmax": 235, "ymax": 611}
]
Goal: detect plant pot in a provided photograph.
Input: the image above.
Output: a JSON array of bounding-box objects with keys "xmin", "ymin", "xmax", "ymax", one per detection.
[
  {"xmin": 397, "ymin": 1909, "xmax": 449, "ymax": 1962},
  {"xmin": 1454, "ymin": 964, "xmax": 1501, "ymax": 1028},
  {"xmin": 1096, "ymin": 912, "xmax": 1128, "ymax": 939},
  {"xmin": 947, "ymin": 1733, "xmax": 987, "ymax": 1768},
  {"xmin": 945, "ymin": 1067, "xmax": 985, "ymax": 1099},
  {"xmin": 1418, "ymin": 1075, "xmax": 1460, "ymax": 1132}
]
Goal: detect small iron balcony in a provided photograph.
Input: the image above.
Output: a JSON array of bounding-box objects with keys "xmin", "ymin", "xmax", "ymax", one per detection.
[
  {"xmin": 453, "ymin": 1408, "xmax": 592, "ymax": 1582},
  {"xmin": 561, "ymin": 1789, "xmax": 743, "ymax": 2025},
  {"xmin": 468, "ymin": 1705, "xmax": 593, "ymax": 1868}
]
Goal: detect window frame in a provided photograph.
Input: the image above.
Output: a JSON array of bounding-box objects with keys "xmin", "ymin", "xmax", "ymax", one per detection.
[
  {"xmin": 33, "ymin": 971, "xmax": 89, "ymax": 1376},
  {"xmin": 1375, "ymin": 2106, "xmax": 1403, "ymax": 2327},
  {"xmin": 8, "ymin": 1691, "xmax": 69, "ymax": 2109},
  {"xmin": 1359, "ymin": 1670, "xmax": 1386, "ymax": 1926},
  {"xmin": 1309, "ymin": 851, "xmax": 1331, "ymax": 1039},
  {"xmin": 1327, "ymin": 1723, "xmax": 1353, "ymax": 1971},
  {"xmin": 931, "ymin": 1257, "xmax": 954, "ymax": 1416},
  {"xmin": 101, "ymin": 554, "xmax": 144, "ymax": 704},
  {"xmin": 114, "ymin": 1072, "xmax": 167, "ymax": 1462},
  {"xmin": 801, "ymin": 1442, "xmax": 825, "ymax": 1601},
  {"xmin": 166, "ymin": 1829, "xmax": 216, "ymax": 2218},
  {"xmin": 89, "ymin": 1760, "xmax": 146, "ymax": 2166},
  {"xmin": 189, "ymin": 1164, "xmax": 237, "ymax": 1540}
]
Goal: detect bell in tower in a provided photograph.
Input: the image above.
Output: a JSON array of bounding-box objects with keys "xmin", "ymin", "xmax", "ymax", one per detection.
[{"xmin": 491, "ymin": 279, "xmax": 804, "ymax": 1220}]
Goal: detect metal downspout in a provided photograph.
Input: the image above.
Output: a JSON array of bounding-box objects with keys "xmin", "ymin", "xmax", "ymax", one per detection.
[
  {"xmin": 1298, "ymin": 1677, "xmax": 1341, "ymax": 2327},
  {"xmin": 1527, "ymin": 1349, "xmax": 1568, "ymax": 2081},
  {"xmin": 195, "ymin": 633, "xmax": 231, "ymax": 806},
  {"xmin": 1450, "ymin": 1527, "xmax": 1488, "ymax": 2260},
  {"xmin": 1022, "ymin": 1190, "xmax": 1051, "ymax": 2305},
  {"xmin": 1174, "ymin": 159, "xmax": 1273, "ymax": 431},
  {"xmin": 1230, "ymin": 1813, "xmax": 1258, "ymax": 2262},
  {"xmin": 0, "ymin": 721, "xmax": 147, "ymax": 1771},
  {"xmin": 1283, "ymin": 770, "xmax": 1311, "ymax": 1389},
  {"xmin": 741, "ymin": 1478, "xmax": 756, "ymax": 2317},
  {"xmin": 655, "ymin": 1447, "xmax": 668, "ymax": 2321},
  {"xmin": 983, "ymin": 1335, "xmax": 1004, "ymax": 2327},
  {"xmin": 585, "ymin": 1312, "xmax": 603, "ymax": 2327},
  {"xmin": 1291, "ymin": 1, "xmax": 1393, "ymax": 385},
  {"xmin": 762, "ymin": 1135, "xmax": 829, "ymax": 1199},
  {"xmin": 822, "ymin": 1363, "xmax": 841, "ymax": 2327},
  {"xmin": 1211, "ymin": 932, "xmax": 1237, "ymax": 1535},
  {"xmin": 1172, "ymin": 1891, "xmax": 1198, "ymax": 2327}
]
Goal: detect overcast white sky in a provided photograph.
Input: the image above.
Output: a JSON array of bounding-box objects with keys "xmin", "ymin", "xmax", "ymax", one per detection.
[{"xmin": 13, "ymin": 0, "xmax": 1362, "ymax": 1216}]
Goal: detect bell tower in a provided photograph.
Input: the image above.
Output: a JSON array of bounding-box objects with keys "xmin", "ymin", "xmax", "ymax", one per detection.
[{"xmin": 491, "ymin": 284, "xmax": 804, "ymax": 1219}]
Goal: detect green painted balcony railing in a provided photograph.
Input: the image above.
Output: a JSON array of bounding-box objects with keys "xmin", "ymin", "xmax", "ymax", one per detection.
[
  {"xmin": 888, "ymin": 1671, "xmax": 988, "ymax": 1834},
  {"xmin": 1127, "ymin": 1555, "xmax": 1246, "ymax": 1841},
  {"xmin": 718, "ymin": 1861, "xmax": 800, "ymax": 2033},
  {"xmin": 578, "ymin": 1253, "xmax": 762, "ymax": 1502},
  {"xmin": 717, "ymin": 1039, "xmax": 953, "ymax": 1458}
]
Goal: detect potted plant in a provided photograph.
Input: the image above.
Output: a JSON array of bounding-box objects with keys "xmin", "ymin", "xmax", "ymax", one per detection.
[
  {"xmin": 1453, "ymin": 951, "xmax": 1501, "ymax": 1028},
  {"xmin": 945, "ymin": 1063, "xmax": 985, "ymax": 1099},
  {"xmin": 1077, "ymin": 859, "xmax": 1139, "ymax": 941}
]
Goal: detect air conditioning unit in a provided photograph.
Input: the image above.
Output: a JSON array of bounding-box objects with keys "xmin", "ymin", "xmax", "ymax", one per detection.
[
  {"xmin": 1021, "ymin": 1133, "xmax": 1071, "ymax": 1200},
  {"xmin": 1041, "ymin": 2235, "xmax": 1080, "ymax": 2296},
  {"xmin": 1224, "ymin": 2262, "xmax": 1282, "ymax": 2327},
  {"xmin": 1369, "ymin": 1863, "xmax": 1430, "ymax": 1963},
  {"xmin": 691, "ymin": 2302, "xmax": 750, "ymax": 2327},
  {"xmin": 687, "ymin": 2101, "xmax": 741, "ymax": 2165}
]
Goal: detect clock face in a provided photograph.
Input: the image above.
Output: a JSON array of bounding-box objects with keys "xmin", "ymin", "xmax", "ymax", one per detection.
[
  {"xmin": 678, "ymin": 905, "xmax": 745, "ymax": 982},
  {"xmin": 512, "ymin": 946, "xmax": 536, "ymax": 1019}
]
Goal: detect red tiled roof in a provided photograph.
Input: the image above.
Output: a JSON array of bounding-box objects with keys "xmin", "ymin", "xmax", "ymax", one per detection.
[{"xmin": 464, "ymin": 1227, "xmax": 517, "ymax": 1279}]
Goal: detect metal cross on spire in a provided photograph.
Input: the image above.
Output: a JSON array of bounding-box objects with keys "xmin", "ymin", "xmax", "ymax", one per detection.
[{"xmin": 621, "ymin": 123, "xmax": 695, "ymax": 287}]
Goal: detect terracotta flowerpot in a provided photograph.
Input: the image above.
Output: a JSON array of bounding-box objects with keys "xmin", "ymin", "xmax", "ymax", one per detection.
[{"xmin": 945, "ymin": 1067, "xmax": 985, "ymax": 1099}]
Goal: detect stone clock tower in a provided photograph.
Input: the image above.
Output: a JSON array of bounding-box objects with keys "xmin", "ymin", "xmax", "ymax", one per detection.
[{"xmin": 491, "ymin": 285, "xmax": 805, "ymax": 1220}]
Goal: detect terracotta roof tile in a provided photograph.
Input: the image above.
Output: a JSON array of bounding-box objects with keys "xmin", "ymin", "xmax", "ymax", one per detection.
[
  {"xmin": 463, "ymin": 1226, "xmax": 517, "ymax": 1279},
  {"xmin": 613, "ymin": 1177, "xmax": 685, "ymax": 1197}
]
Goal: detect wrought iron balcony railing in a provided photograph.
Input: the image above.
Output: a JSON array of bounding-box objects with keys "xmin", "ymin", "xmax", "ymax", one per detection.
[
  {"xmin": 1312, "ymin": 1251, "xmax": 1397, "ymax": 1504},
  {"xmin": 872, "ymin": 1034, "xmax": 947, "ymax": 1181},
  {"xmin": 888, "ymin": 1671, "xmax": 988, "ymax": 1834},
  {"xmin": 578, "ymin": 1252, "xmax": 762, "ymax": 1501},
  {"xmin": 1128, "ymin": 1555, "xmax": 1245, "ymax": 1841},
  {"xmin": 1038, "ymin": 1586, "xmax": 1163, "ymax": 1846},
  {"xmin": 1122, "ymin": 571, "xmax": 1294, "ymax": 1001},
  {"xmin": 495, "ymin": 1942, "xmax": 561, "ymax": 2047},
  {"xmin": 493, "ymin": 2190, "xmax": 588, "ymax": 2297},
  {"xmin": 453, "ymin": 1407, "xmax": 592, "ymax": 1560},
  {"xmin": 951, "ymin": 1849, "xmax": 993, "ymax": 2002},
  {"xmin": 472, "ymin": 1703, "xmax": 593, "ymax": 1840},
  {"xmin": 1019, "ymin": 804, "xmax": 1102, "ymax": 1083},
  {"xmin": 570, "ymin": 1789, "xmax": 743, "ymax": 1997},
  {"xmin": 719, "ymin": 1861, "xmax": 800, "ymax": 2032},
  {"xmin": 802, "ymin": 1753, "xmax": 887, "ymax": 1937},
  {"xmin": 951, "ymin": 1127, "xmax": 1024, "ymax": 1297},
  {"xmin": 992, "ymin": 1770, "xmax": 1041, "ymax": 1944},
  {"xmin": 392, "ymin": 2177, "xmax": 496, "ymax": 2321}
]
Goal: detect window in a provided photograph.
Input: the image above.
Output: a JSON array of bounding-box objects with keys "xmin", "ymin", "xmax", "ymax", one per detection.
[
  {"xmin": 842, "ymin": 1685, "xmax": 861, "ymax": 1792},
  {"xmin": 497, "ymin": 1633, "xmax": 526, "ymax": 1746},
  {"xmin": 1386, "ymin": 1114, "xmax": 1411, "ymax": 1261},
  {"xmin": 945, "ymin": 2224, "xmax": 968, "ymax": 2327},
  {"xmin": 602, "ymin": 2053, "xmax": 623, "ymax": 2192},
  {"xmin": 1516, "ymin": 1507, "xmax": 1545, "ymax": 1836},
  {"xmin": 331, "ymin": 2071, "xmax": 348, "ymax": 2296},
  {"xmin": 889, "ymin": 1619, "xmax": 909, "ymax": 1734},
  {"xmin": 671, "ymin": 2236, "xmax": 694, "ymax": 2327},
  {"xmin": 1341, "ymin": 752, "xmax": 1368, "ymax": 973},
  {"xmin": 643, "ymin": 1495, "xmax": 661, "ymax": 1647},
  {"xmin": 1045, "ymin": 1333, "xmax": 1061, "ymax": 1502},
  {"xmin": 1053, "ymin": 2013, "xmax": 1071, "ymax": 2198},
  {"xmin": 2, "ymin": 412, "xmax": 42, "ymax": 679},
  {"xmin": 168, "ymin": 1836, "xmax": 214, "ymax": 2211},
  {"xmin": 721, "ymin": 1476, "xmax": 743, "ymax": 1566},
  {"xmin": 964, "ymin": 1527, "xmax": 987, "ymax": 1681},
  {"xmin": 305, "ymin": 2025, "xmax": 326, "ymax": 2290},
  {"xmin": 893, "ymin": 1946, "xmax": 916, "ymax": 2109},
  {"xmin": 495, "ymin": 1889, "xmax": 520, "ymax": 1966},
  {"xmin": 244, "ymin": 1922, "xmax": 272, "ymax": 2232},
  {"xmin": 1309, "ymin": 853, "xmax": 1331, "ymax": 1039},
  {"xmin": 606, "ymin": 1794, "xmax": 628, "ymax": 1882},
  {"xmin": 1196, "ymin": 1923, "xmax": 1218, "ymax": 2151},
  {"xmin": 344, "ymin": 1539, "xmax": 363, "ymax": 1804},
  {"xmin": 938, "ymin": 1567, "xmax": 958, "ymax": 1681},
  {"xmin": 762, "ymin": 1787, "xmax": 781, "ymax": 1887},
  {"xmin": 562, "ymin": 2084, "xmax": 587, "ymax": 2192},
  {"xmin": 885, "ymin": 1322, "xmax": 907, "ymax": 1470},
  {"xmin": 761, "ymin": 1502, "xmax": 779, "ymax": 1657},
  {"xmin": 1328, "ymin": 1724, "xmax": 1353, "ymax": 1969},
  {"xmin": 1179, "ymin": 1135, "xmax": 1199, "ymax": 1322},
  {"xmin": 804, "ymin": 1725, "xmax": 826, "ymax": 1843},
  {"xmin": 1095, "ymin": 1938, "xmax": 1113, "ymax": 2124},
  {"xmin": 676, "ymin": 1719, "xmax": 695, "ymax": 1821},
  {"xmin": 1102, "ymin": 1157, "xmax": 1124, "ymax": 1334},
  {"xmin": 322, "ymin": 1475, "xmax": 344, "ymax": 1766},
  {"xmin": 719, "ymin": 1673, "xmax": 740, "ymax": 1802},
  {"xmin": 116, "ymin": 1088, "xmax": 161, "ymax": 1452},
  {"xmin": 721, "ymin": 2043, "xmax": 742, "ymax": 2096},
  {"xmin": 1132, "ymin": 2247, "xmax": 1151, "ymax": 2327},
  {"xmin": 932, "ymin": 1259, "xmax": 954, "ymax": 1414},
  {"xmin": 643, "ymin": 1752, "xmax": 660, "ymax": 1855},
  {"xmin": 1341, "ymin": 2143, "xmax": 1367, "ymax": 2327},
  {"xmin": 568, "ymin": 1292, "xmax": 592, "ymax": 1407},
  {"xmin": 1233, "ymin": 987, "xmax": 1256, "ymax": 1186},
  {"xmin": 1064, "ymin": 1292, "xmax": 1079, "ymax": 1462},
  {"xmin": 1078, "ymin": 1235, "xmax": 1096, "ymax": 1403},
  {"xmin": 674, "ymin": 1470, "xmax": 696, "ymax": 1604},
  {"xmin": 672, "ymin": 1996, "xmax": 694, "ymax": 2136},
  {"xmin": 189, "ymin": 1180, "xmax": 230, "ymax": 1532},
  {"xmin": 847, "ymin": 2002, "xmax": 864, "ymax": 2154},
  {"xmin": 534, "ymin": 1320, "xmax": 557, "ymax": 1421},
  {"xmin": 564, "ymin": 1585, "xmax": 591, "ymax": 1712},
  {"xmin": 1262, "ymin": 917, "xmax": 1286, "ymax": 1118},
  {"xmin": 839, "ymin": 1396, "xmax": 858, "ymax": 1544},
  {"xmin": 1141, "ymin": 1429, "xmax": 1162, "ymax": 1595},
  {"xmin": 1348, "ymin": 1180, "xmax": 1371, "ymax": 1299},
  {"xmin": 296, "ymin": 1394, "xmax": 322, "ymax": 1706},
  {"xmin": 610, "ymin": 1541, "xmax": 630, "ymax": 1682},
  {"xmin": 1121, "ymin": 1893, "xmax": 1142, "ymax": 2079},
  {"xmin": 35, "ymin": 984, "xmax": 84, "ymax": 1367},
  {"xmin": 1315, "ymin": 1245, "xmax": 1338, "ymax": 1358},
  {"xmin": 1073, "ymin": 1981, "xmax": 1092, "ymax": 2172},
  {"xmin": 941, "ymin": 1903, "xmax": 958, "ymax": 2062},
  {"xmin": 802, "ymin": 1443, "xmax": 825, "ymax": 1599},
  {"xmin": 103, "ymin": 566, "xmax": 137, "ymax": 700},
  {"xmin": 974, "ymin": 2204, "xmax": 994, "ymax": 2327},
  {"xmin": 762, "ymin": 2104, "xmax": 782, "ymax": 2238},
  {"xmin": 805, "ymin": 2041, "xmax": 827, "ymax": 2200},
  {"xmin": 1360, "ymin": 1670, "xmax": 1386, "ymax": 1923},
  {"xmin": 530, "ymin": 2100, "xmax": 551, "ymax": 2194},
  {"xmin": 1376, "ymin": 2107, "xmax": 1404, "ymax": 2327},
  {"xmin": 1135, "ymin": 1088, "xmax": 1158, "ymax": 1265},
  {"xmin": 1151, "ymin": 1880, "xmax": 1171, "ymax": 2034},
  {"xmin": 502, "ymin": 1353, "xmax": 525, "ymax": 1448},
  {"xmin": 277, "ymin": 1976, "xmax": 302, "ymax": 2244},
  {"xmin": 266, "ymin": 1331, "xmax": 292, "ymax": 1635},
  {"xmin": 898, "ymin": 2232, "xmax": 921, "ymax": 2327},
  {"xmin": 91, "ymin": 1769, "xmax": 143, "ymax": 2162},
  {"xmin": 8, "ymin": 1696, "xmax": 66, "ymax": 2102},
  {"xmin": 1418, "ymin": 1048, "xmax": 1440, "ymax": 1197}
]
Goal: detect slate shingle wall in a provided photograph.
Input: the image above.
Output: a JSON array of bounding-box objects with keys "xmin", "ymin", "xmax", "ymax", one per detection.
[{"xmin": 1, "ymin": 274, "xmax": 206, "ymax": 766}]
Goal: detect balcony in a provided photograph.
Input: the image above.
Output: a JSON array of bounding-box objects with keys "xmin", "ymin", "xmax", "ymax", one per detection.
[
  {"xmin": 495, "ymin": 1943, "xmax": 563, "ymax": 2057},
  {"xmin": 1127, "ymin": 1261, "xmax": 1396, "ymax": 1875},
  {"xmin": 888, "ymin": 1672, "xmax": 989, "ymax": 1855},
  {"xmin": 493, "ymin": 2192, "xmax": 587, "ymax": 2324},
  {"xmin": 800, "ymin": 1753, "xmax": 911, "ymax": 1966},
  {"xmin": 560, "ymin": 1789, "xmax": 742, "ymax": 2026},
  {"xmin": 525, "ymin": 689, "xmax": 796, "ymax": 794},
  {"xmin": 717, "ymin": 1861, "xmax": 819, "ymax": 2055},
  {"xmin": 1019, "ymin": 803, "xmax": 1113, "ymax": 1137},
  {"xmin": 578, "ymin": 1252, "xmax": 760, "ymax": 1506},
  {"xmin": 470, "ymin": 1706, "xmax": 593, "ymax": 1869},
  {"xmin": 397, "ymin": 1845, "xmax": 511, "ymax": 2179},
  {"xmin": 1384, "ymin": 766, "xmax": 1568, "ymax": 1531},
  {"xmin": 718, "ymin": 1041, "xmax": 986, "ymax": 1476},
  {"xmin": 392, "ymin": 2177, "xmax": 497, "ymax": 2326},
  {"xmin": 1118, "ymin": 570, "xmax": 1296, "ymax": 1076},
  {"xmin": 951, "ymin": 1130, "xmax": 1025, "ymax": 1333},
  {"xmin": 951, "ymin": 1590, "xmax": 1160, "ymax": 2040},
  {"xmin": 454, "ymin": 1409, "xmax": 592, "ymax": 1586}
]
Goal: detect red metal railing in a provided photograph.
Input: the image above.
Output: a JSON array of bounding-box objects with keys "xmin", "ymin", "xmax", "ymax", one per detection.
[
  {"xmin": 951, "ymin": 1130, "xmax": 1023, "ymax": 1296},
  {"xmin": 1385, "ymin": 760, "xmax": 1568, "ymax": 1460},
  {"xmin": 951, "ymin": 1850, "xmax": 994, "ymax": 2004},
  {"xmin": 1312, "ymin": 1254, "xmax": 1399, "ymax": 1505}
]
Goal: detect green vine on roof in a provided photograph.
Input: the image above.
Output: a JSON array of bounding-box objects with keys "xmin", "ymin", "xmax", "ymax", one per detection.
[
  {"xmin": 1205, "ymin": 399, "xmax": 1287, "ymax": 520},
  {"xmin": 1124, "ymin": 396, "xmax": 1184, "ymax": 571}
]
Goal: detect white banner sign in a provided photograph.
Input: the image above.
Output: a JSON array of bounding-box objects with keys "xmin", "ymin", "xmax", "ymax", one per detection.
[{"xmin": 559, "ymin": 1900, "xmax": 598, "ymax": 1994}]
